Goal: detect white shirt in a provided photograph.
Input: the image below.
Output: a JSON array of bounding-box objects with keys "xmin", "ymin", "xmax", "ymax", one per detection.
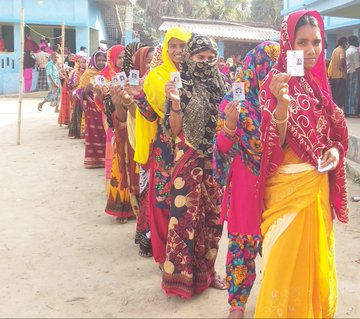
[{"xmin": 346, "ymin": 45, "xmax": 360, "ymax": 73}]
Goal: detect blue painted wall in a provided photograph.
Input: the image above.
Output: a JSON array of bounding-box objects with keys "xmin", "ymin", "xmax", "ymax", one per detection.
[{"xmin": 0, "ymin": 0, "xmax": 108, "ymax": 94}]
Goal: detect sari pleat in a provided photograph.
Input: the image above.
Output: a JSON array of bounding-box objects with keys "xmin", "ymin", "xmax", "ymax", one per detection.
[
  {"xmin": 255, "ymin": 147, "xmax": 337, "ymax": 318},
  {"xmin": 105, "ymin": 120, "xmax": 139, "ymax": 219}
]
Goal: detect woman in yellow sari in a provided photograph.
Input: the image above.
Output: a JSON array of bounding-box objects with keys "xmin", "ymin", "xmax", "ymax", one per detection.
[
  {"xmin": 254, "ymin": 10, "xmax": 349, "ymax": 318},
  {"xmin": 132, "ymin": 27, "xmax": 191, "ymax": 266}
]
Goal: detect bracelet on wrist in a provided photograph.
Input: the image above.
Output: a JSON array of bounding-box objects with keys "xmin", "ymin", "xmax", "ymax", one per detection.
[
  {"xmin": 223, "ymin": 122, "xmax": 236, "ymax": 134},
  {"xmin": 271, "ymin": 110, "xmax": 288, "ymax": 124},
  {"xmin": 170, "ymin": 105, "xmax": 182, "ymax": 113},
  {"xmin": 222, "ymin": 128, "xmax": 236, "ymax": 139}
]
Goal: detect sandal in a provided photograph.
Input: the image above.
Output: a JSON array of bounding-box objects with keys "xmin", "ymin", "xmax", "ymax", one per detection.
[
  {"xmin": 210, "ymin": 272, "xmax": 227, "ymax": 290},
  {"xmin": 139, "ymin": 249, "xmax": 153, "ymax": 258},
  {"xmin": 116, "ymin": 217, "xmax": 128, "ymax": 224}
]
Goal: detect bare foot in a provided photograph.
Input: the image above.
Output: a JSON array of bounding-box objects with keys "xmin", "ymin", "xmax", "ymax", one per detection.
[
  {"xmin": 38, "ymin": 103, "xmax": 42, "ymax": 112},
  {"xmin": 55, "ymin": 107, "xmax": 60, "ymax": 113},
  {"xmin": 210, "ymin": 272, "xmax": 226, "ymax": 290},
  {"xmin": 228, "ymin": 309, "xmax": 244, "ymax": 319}
]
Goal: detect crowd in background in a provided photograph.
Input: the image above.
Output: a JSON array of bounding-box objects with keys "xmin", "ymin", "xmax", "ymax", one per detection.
[
  {"xmin": 31, "ymin": 9, "xmax": 352, "ymax": 319},
  {"xmin": 328, "ymin": 35, "xmax": 360, "ymax": 117}
]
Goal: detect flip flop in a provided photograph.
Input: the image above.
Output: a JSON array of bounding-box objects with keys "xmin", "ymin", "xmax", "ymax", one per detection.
[
  {"xmin": 138, "ymin": 249, "xmax": 153, "ymax": 258},
  {"xmin": 210, "ymin": 273, "xmax": 227, "ymax": 290},
  {"xmin": 115, "ymin": 217, "xmax": 128, "ymax": 224}
]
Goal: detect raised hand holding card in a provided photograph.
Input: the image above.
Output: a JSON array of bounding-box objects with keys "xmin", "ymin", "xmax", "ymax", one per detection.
[
  {"xmin": 232, "ymin": 82, "xmax": 245, "ymax": 104},
  {"xmin": 170, "ymin": 72, "xmax": 182, "ymax": 89},
  {"xmin": 286, "ymin": 50, "xmax": 304, "ymax": 76},
  {"xmin": 94, "ymin": 75, "xmax": 106, "ymax": 86},
  {"xmin": 129, "ymin": 70, "xmax": 139, "ymax": 86},
  {"xmin": 118, "ymin": 72, "xmax": 127, "ymax": 86}
]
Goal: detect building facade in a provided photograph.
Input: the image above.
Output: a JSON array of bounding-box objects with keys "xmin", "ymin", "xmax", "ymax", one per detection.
[
  {"xmin": 0, "ymin": 0, "xmax": 133, "ymax": 94},
  {"xmin": 159, "ymin": 17, "xmax": 280, "ymax": 60}
]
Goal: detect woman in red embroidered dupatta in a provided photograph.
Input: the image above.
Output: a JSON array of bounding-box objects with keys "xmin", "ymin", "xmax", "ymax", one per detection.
[{"xmin": 255, "ymin": 10, "xmax": 348, "ymax": 318}]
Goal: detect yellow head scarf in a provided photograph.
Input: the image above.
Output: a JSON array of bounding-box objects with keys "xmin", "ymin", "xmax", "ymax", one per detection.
[{"xmin": 134, "ymin": 27, "xmax": 191, "ymax": 164}]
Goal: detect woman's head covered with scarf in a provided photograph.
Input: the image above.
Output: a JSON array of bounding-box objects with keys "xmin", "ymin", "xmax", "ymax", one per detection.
[
  {"xmin": 77, "ymin": 50, "xmax": 106, "ymax": 90},
  {"xmin": 133, "ymin": 46, "xmax": 154, "ymax": 78},
  {"xmin": 135, "ymin": 27, "xmax": 191, "ymax": 164},
  {"xmin": 74, "ymin": 54, "xmax": 88, "ymax": 70},
  {"xmin": 149, "ymin": 44, "xmax": 163, "ymax": 69},
  {"xmin": 88, "ymin": 50, "xmax": 107, "ymax": 70},
  {"xmin": 214, "ymin": 41, "xmax": 279, "ymax": 185},
  {"xmin": 259, "ymin": 10, "xmax": 349, "ymax": 222},
  {"xmin": 100, "ymin": 44, "xmax": 125, "ymax": 81},
  {"xmin": 123, "ymin": 42, "xmax": 147, "ymax": 76},
  {"xmin": 178, "ymin": 34, "xmax": 226, "ymax": 156}
]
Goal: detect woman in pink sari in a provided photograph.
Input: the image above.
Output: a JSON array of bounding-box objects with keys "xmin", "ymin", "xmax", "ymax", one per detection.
[
  {"xmin": 214, "ymin": 41, "xmax": 280, "ymax": 318},
  {"xmin": 255, "ymin": 10, "xmax": 348, "ymax": 317}
]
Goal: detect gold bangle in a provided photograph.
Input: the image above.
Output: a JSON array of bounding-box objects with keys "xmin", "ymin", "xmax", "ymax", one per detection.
[
  {"xmin": 271, "ymin": 110, "xmax": 288, "ymax": 124},
  {"xmin": 223, "ymin": 122, "xmax": 236, "ymax": 133}
]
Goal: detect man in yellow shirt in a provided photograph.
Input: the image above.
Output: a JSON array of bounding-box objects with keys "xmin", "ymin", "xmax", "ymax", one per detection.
[{"xmin": 328, "ymin": 37, "xmax": 348, "ymax": 110}]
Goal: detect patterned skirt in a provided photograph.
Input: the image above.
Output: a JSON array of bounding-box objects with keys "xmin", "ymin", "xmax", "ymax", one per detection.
[
  {"xmin": 58, "ymin": 82, "xmax": 71, "ymax": 125},
  {"xmin": 68, "ymin": 96, "xmax": 83, "ymax": 139},
  {"xmin": 83, "ymin": 101, "xmax": 106, "ymax": 168},
  {"xmin": 36, "ymin": 68, "xmax": 49, "ymax": 91},
  {"xmin": 105, "ymin": 124, "xmax": 139, "ymax": 219},
  {"xmin": 161, "ymin": 140, "xmax": 223, "ymax": 299}
]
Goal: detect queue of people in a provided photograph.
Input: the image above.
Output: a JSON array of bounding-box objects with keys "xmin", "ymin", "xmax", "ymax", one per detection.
[{"xmin": 37, "ymin": 9, "xmax": 350, "ymax": 318}]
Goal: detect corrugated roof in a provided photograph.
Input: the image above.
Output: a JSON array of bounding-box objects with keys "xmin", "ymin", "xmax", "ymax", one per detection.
[{"xmin": 159, "ymin": 19, "xmax": 280, "ymax": 42}]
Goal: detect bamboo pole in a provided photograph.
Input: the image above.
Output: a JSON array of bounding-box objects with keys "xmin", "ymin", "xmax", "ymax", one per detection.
[
  {"xmin": 61, "ymin": 22, "xmax": 65, "ymax": 66},
  {"xmin": 16, "ymin": 7, "xmax": 25, "ymax": 145}
]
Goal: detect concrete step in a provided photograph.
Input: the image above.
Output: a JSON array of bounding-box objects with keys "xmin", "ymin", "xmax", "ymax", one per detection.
[
  {"xmin": 346, "ymin": 158, "xmax": 360, "ymax": 182},
  {"xmin": 348, "ymin": 135, "xmax": 360, "ymax": 164},
  {"xmin": 345, "ymin": 118, "xmax": 360, "ymax": 180}
]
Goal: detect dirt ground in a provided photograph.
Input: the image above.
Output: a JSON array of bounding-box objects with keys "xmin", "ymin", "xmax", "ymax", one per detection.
[{"xmin": 0, "ymin": 96, "xmax": 360, "ymax": 318}]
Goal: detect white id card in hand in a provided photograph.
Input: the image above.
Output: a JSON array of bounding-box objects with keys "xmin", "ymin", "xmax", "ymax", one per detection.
[
  {"xmin": 232, "ymin": 82, "xmax": 245, "ymax": 102},
  {"xmin": 170, "ymin": 72, "xmax": 182, "ymax": 89},
  {"xmin": 317, "ymin": 158, "xmax": 334, "ymax": 173},
  {"xmin": 287, "ymin": 50, "xmax": 304, "ymax": 76},
  {"xmin": 118, "ymin": 71, "xmax": 127, "ymax": 86},
  {"xmin": 94, "ymin": 75, "xmax": 106, "ymax": 86},
  {"xmin": 129, "ymin": 70, "xmax": 139, "ymax": 86},
  {"xmin": 111, "ymin": 75, "xmax": 120, "ymax": 86}
]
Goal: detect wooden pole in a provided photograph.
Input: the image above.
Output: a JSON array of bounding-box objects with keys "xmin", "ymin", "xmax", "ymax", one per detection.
[
  {"xmin": 61, "ymin": 22, "xmax": 65, "ymax": 66},
  {"xmin": 16, "ymin": 7, "xmax": 25, "ymax": 145}
]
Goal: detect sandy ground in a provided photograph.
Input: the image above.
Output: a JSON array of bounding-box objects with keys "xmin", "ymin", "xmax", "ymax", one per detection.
[{"xmin": 0, "ymin": 96, "xmax": 360, "ymax": 318}]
